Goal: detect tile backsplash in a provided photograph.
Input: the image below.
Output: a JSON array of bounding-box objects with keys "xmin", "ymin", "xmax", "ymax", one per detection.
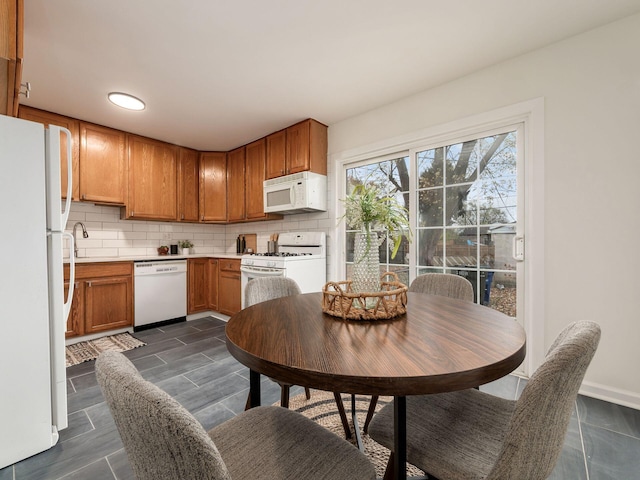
[{"xmin": 64, "ymin": 202, "xmax": 336, "ymax": 265}]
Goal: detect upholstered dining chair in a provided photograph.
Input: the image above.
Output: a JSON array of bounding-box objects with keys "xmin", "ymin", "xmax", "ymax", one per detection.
[
  {"xmin": 362, "ymin": 272, "xmax": 475, "ymax": 433},
  {"xmin": 96, "ymin": 351, "xmax": 376, "ymax": 480},
  {"xmin": 368, "ymin": 321, "xmax": 601, "ymax": 480},
  {"xmin": 244, "ymin": 276, "xmax": 352, "ymax": 438}
]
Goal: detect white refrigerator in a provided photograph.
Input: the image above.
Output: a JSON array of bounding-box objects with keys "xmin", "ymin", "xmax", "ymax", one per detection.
[{"xmin": 0, "ymin": 114, "xmax": 75, "ymax": 468}]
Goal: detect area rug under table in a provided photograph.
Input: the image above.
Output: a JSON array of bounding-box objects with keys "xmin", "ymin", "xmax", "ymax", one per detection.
[
  {"xmin": 65, "ymin": 332, "xmax": 146, "ymax": 367},
  {"xmin": 288, "ymin": 390, "xmax": 424, "ymax": 478}
]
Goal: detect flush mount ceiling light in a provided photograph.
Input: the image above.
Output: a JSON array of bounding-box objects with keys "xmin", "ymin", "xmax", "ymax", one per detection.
[{"xmin": 107, "ymin": 92, "xmax": 146, "ymax": 111}]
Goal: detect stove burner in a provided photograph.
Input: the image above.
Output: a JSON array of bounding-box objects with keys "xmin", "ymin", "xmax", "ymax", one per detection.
[{"xmin": 251, "ymin": 252, "xmax": 311, "ymax": 257}]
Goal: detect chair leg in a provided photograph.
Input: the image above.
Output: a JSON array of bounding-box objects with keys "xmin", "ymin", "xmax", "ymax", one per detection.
[
  {"xmin": 304, "ymin": 387, "xmax": 311, "ymax": 399},
  {"xmin": 244, "ymin": 391, "xmax": 251, "ymax": 411},
  {"xmin": 383, "ymin": 452, "xmax": 395, "ymax": 480},
  {"xmin": 333, "ymin": 392, "xmax": 352, "ymax": 439},
  {"xmin": 280, "ymin": 384, "xmax": 290, "ymax": 408},
  {"xmin": 363, "ymin": 395, "xmax": 379, "ymax": 434}
]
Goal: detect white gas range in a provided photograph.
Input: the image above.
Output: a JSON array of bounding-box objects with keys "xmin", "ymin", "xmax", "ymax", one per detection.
[{"xmin": 240, "ymin": 232, "xmax": 326, "ymax": 308}]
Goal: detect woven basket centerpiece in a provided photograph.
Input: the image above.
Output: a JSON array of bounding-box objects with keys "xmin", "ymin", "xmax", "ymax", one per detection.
[{"xmin": 322, "ymin": 272, "xmax": 408, "ymax": 320}]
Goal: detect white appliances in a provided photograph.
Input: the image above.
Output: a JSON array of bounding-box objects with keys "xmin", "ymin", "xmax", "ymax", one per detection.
[
  {"xmin": 263, "ymin": 171, "xmax": 327, "ymax": 214},
  {"xmin": 240, "ymin": 232, "xmax": 326, "ymax": 308},
  {"xmin": 0, "ymin": 115, "xmax": 74, "ymax": 468},
  {"xmin": 134, "ymin": 260, "xmax": 187, "ymax": 330}
]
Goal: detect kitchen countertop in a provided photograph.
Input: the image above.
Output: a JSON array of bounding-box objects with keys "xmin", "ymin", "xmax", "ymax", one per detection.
[{"xmin": 66, "ymin": 254, "xmax": 244, "ymax": 264}]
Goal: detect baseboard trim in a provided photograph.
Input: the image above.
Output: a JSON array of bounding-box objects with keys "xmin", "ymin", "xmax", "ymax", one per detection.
[{"xmin": 579, "ymin": 380, "xmax": 640, "ymax": 411}]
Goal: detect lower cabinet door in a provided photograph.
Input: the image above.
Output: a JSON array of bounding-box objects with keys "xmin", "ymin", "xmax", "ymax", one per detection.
[
  {"xmin": 64, "ymin": 280, "xmax": 84, "ymax": 338},
  {"xmin": 218, "ymin": 270, "xmax": 241, "ymax": 316},
  {"xmin": 84, "ymin": 276, "xmax": 133, "ymax": 334}
]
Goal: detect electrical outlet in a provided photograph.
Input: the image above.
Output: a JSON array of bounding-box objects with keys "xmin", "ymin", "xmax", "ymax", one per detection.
[{"xmin": 163, "ymin": 233, "xmax": 171, "ymax": 240}]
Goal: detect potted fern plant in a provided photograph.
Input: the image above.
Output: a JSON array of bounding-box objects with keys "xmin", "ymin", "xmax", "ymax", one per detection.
[{"xmin": 342, "ymin": 183, "xmax": 411, "ymax": 295}]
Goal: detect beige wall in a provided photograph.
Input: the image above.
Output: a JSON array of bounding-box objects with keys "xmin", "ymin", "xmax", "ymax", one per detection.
[{"xmin": 327, "ymin": 14, "xmax": 640, "ymax": 407}]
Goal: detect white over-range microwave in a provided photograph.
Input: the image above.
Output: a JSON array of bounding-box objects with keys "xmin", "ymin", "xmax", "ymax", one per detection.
[{"xmin": 263, "ymin": 171, "xmax": 327, "ymax": 214}]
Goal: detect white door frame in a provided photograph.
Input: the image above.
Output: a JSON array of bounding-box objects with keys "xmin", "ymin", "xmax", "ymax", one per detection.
[{"xmin": 331, "ymin": 98, "xmax": 545, "ymax": 376}]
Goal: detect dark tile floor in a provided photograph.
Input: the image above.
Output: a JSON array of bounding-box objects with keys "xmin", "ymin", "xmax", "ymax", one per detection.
[{"xmin": 2, "ymin": 316, "xmax": 639, "ymax": 479}]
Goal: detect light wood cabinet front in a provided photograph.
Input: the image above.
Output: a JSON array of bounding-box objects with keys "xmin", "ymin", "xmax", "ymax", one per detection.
[
  {"xmin": 18, "ymin": 106, "xmax": 80, "ymax": 200},
  {"xmin": 178, "ymin": 147, "xmax": 199, "ymax": 222},
  {"xmin": 208, "ymin": 259, "xmax": 219, "ymax": 311},
  {"xmin": 126, "ymin": 135, "xmax": 178, "ymax": 220},
  {"xmin": 266, "ymin": 129, "xmax": 286, "ymax": 179},
  {"xmin": 226, "ymin": 146, "xmax": 245, "ymax": 222},
  {"xmin": 246, "ymin": 138, "xmax": 266, "ymax": 219},
  {"xmin": 199, "ymin": 152, "xmax": 226, "ymax": 222},
  {"xmin": 0, "ymin": 0, "xmax": 23, "ymax": 116},
  {"xmin": 64, "ymin": 279, "xmax": 84, "ymax": 337},
  {"xmin": 84, "ymin": 276, "xmax": 133, "ymax": 334},
  {"xmin": 286, "ymin": 119, "xmax": 327, "ymax": 176},
  {"xmin": 80, "ymin": 122, "xmax": 127, "ymax": 204},
  {"xmin": 187, "ymin": 258, "xmax": 209, "ymax": 314},
  {"xmin": 218, "ymin": 259, "xmax": 241, "ymax": 316},
  {"xmin": 266, "ymin": 119, "xmax": 327, "ymax": 179},
  {"xmin": 64, "ymin": 262, "xmax": 133, "ymax": 338}
]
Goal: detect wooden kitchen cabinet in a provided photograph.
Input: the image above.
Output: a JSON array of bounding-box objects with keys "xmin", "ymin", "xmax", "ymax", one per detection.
[
  {"xmin": 64, "ymin": 262, "xmax": 133, "ymax": 338},
  {"xmin": 266, "ymin": 119, "xmax": 327, "ymax": 179},
  {"xmin": 199, "ymin": 152, "xmax": 227, "ymax": 222},
  {"xmin": 226, "ymin": 146, "xmax": 245, "ymax": 222},
  {"xmin": 266, "ymin": 129, "xmax": 287, "ymax": 179},
  {"xmin": 0, "ymin": 0, "xmax": 23, "ymax": 117},
  {"xmin": 208, "ymin": 258, "xmax": 219, "ymax": 311},
  {"xmin": 187, "ymin": 257, "xmax": 209, "ymax": 313},
  {"xmin": 187, "ymin": 257, "xmax": 221, "ymax": 313},
  {"xmin": 178, "ymin": 147, "xmax": 200, "ymax": 222},
  {"xmin": 64, "ymin": 279, "xmax": 84, "ymax": 337},
  {"xmin": 125, "ymin": 134, "xmax": 178, "ymax": 221},
  {"xmin": 18, "ymin": 106, "xmax": 80, "ymax": 200},
  {"xmin": 218, "ymin": 259, "xmax": 241, "ymax": 316},
  {"xmin": 246, "ymin": 138, "xmax": 282, "ymax": 221},
  {"xmin": 79, "ymin": 121, "xmax": 127, "ymax": 205}
]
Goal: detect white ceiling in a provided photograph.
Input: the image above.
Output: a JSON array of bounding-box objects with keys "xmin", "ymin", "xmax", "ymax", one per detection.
[{"xmin": 21, "ymin": 0, "xmax": 640, "ymax": 151}]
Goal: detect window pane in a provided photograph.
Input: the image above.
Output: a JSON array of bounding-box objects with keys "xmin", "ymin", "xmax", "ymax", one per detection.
[
  {"xmin": 418, "ymin": 189, "xmax": 443, "ymax": 227},
  {"xmin": 446, "ymin": 141, "xmax": 477, "ymax": 183},
  {"xmin": 417, "ymin": 147, "xmax": 444, "ymax": 188},
  {"xmin": 446, "ymin": 183, "xmax": 474, "ymax": 226},
  {"xmin": 417, "ymin": 228, "xmax": 444, "ymax": 266}
]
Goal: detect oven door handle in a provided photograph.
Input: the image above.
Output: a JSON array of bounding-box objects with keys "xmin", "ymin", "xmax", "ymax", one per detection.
[{"xmin": 240, "ymin": 266, "xmax": 284, "ymax": 276}]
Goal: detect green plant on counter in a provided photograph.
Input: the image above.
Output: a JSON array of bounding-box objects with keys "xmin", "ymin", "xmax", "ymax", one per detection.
[{"xmin": 179, "ymin": 240, "xmax": 194, "ymax": 249}]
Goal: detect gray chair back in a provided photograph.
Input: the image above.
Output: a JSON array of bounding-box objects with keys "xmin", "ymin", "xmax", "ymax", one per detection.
[
  {"xmin": 487, "ymin": 321, "xmax": 601, "ymax": 479},
  {"xmin": 95, "ymin": 351, "xmax": 231, "ymax": 480},
  {"xmin": 245, "ymin": 276, "xmax": 301, "ymax": 307},
  {"xmin": 408, "ymin": 273, "xmax": 474, "ymax": 302}
]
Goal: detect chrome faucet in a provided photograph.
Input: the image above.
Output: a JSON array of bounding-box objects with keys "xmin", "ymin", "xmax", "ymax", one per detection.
[{"xmin": 72, "ymin": 222, "xmax": 89, "ymax": 257}]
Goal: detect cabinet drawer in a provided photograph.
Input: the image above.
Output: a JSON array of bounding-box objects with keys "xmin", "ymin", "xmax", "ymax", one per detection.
[
  {"xmin": 64, "ymin": 261, "xmax": 133, "ymax": 280},
  {"xmin": 219, "ymin": 259, "xmax": 240, "ymax": 272}
]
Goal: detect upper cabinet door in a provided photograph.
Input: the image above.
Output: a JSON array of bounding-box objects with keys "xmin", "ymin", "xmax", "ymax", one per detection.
[
  {"xmin": 79, "ymin": 122, "xmax": 127, "ymax": 205},
  {"xmin": 266, "ymin": 119, "xmax": 327, "ymax": 179},
  {"xmin": 177, "ymin": 147, "xmax": 199, "ymax": 222},
  {"xmin": 126, "ymin": 135, "xmax": 178, "ymax": 221},
  {"xmin": 18, "ymin": 106, "xmax": 80, "ymax": 200},
  {"xmin": 199, "ymin": 152, "xmax": 226, "ymax": 222},
  {"xmin": 245, "ymin": 138, "xmax": 266, "ymax": 219},
  {"xmin": 266, "ymin": 129, "xmax": 286, "ymax": 179},
  {"xmin": 226, "ymin": 146, "xmax": 245, "ymax": 222},
  {"xmin": 287, "ymin": 118, "xmax": 327, "ymax": 176}
]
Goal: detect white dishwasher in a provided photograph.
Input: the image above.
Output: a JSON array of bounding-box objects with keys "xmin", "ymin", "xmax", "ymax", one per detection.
[{"xmin": 134, "ymin": 259, "xmax": 187, "ymax": 331}]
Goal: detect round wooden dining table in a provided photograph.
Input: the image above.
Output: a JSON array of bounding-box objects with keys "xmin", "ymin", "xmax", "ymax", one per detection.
[{"xmin": 225, "ymin": 291, "xmax": 526, "ymax": 479}]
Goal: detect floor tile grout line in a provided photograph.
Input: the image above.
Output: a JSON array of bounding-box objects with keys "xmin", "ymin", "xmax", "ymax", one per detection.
[{"xmin": 54, "ymin": 457, "xmax": 110, "ymax": 480}]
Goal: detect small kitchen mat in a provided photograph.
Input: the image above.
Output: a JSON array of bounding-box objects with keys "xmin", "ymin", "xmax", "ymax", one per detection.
[{"xmin": 65, "ymin": 332, "xmax": 146, "ymax": 368}]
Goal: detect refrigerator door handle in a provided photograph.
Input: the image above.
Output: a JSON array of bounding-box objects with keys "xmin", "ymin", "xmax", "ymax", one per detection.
[
  {"xmin": 44, "ymin": 126, "xmax": 73, "ymax": 232},
  {"xmin": 59, "ymin": 127, "xmax": 73, "ymax": 228},
  {"xmin": 63, "ymin": 232, "xmax": 75, "ymax": 320}
]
